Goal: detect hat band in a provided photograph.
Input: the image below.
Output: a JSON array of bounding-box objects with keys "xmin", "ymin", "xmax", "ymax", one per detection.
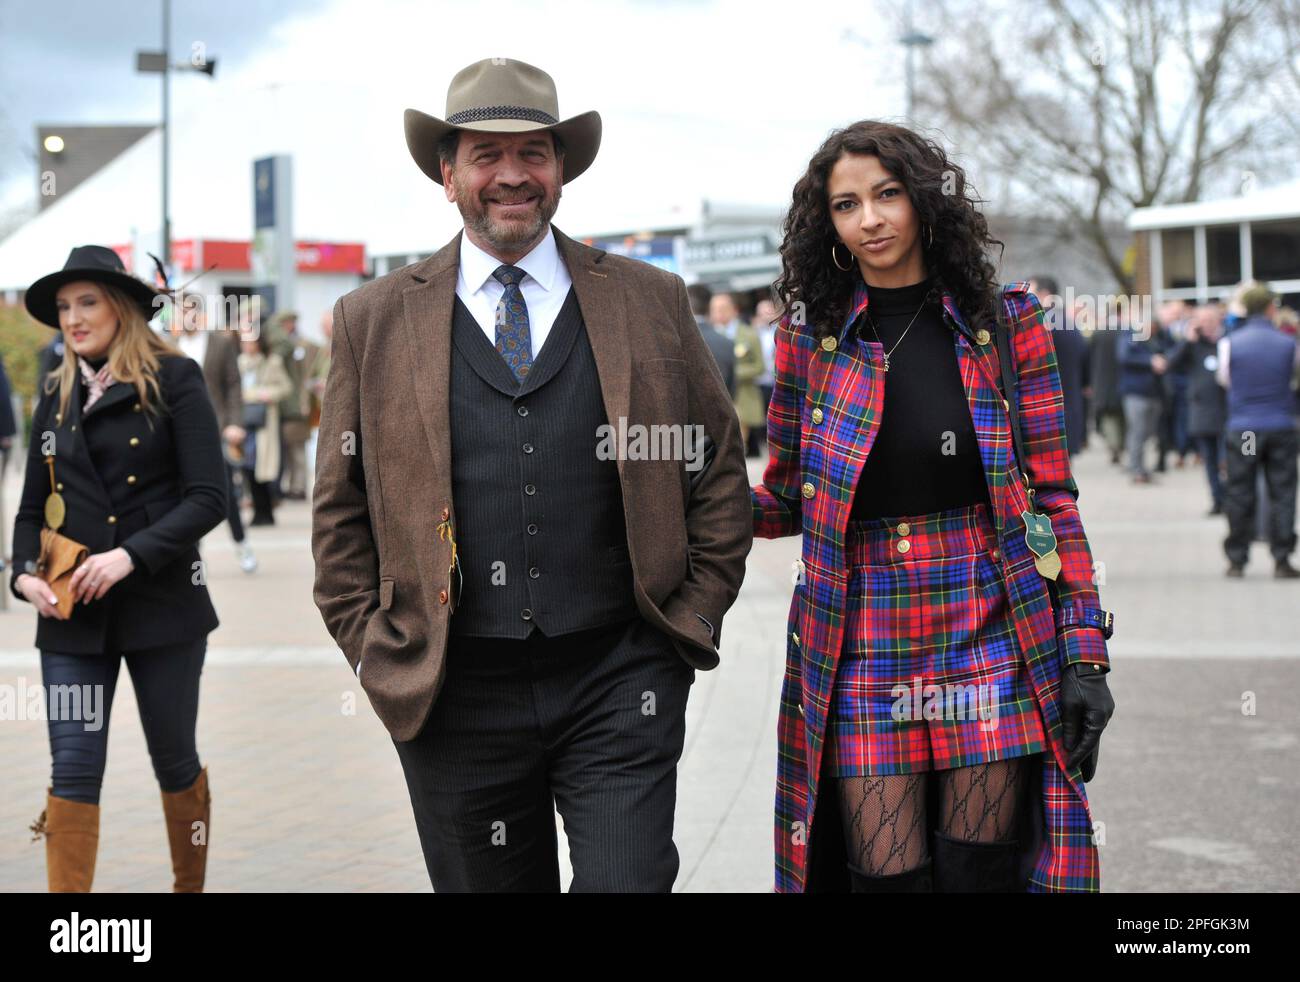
[{"xmin": 446, "ymin": 104, "xmax": 558, "ymax": 126}]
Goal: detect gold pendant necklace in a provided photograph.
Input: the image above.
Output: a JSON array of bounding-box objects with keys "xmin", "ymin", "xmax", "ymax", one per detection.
[{"xmin": 866, "ymin": 296, "xmax": 928, "ymax": 372}]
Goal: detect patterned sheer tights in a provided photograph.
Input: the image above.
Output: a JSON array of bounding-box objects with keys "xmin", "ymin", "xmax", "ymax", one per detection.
[{"xmin": 837, "ymin": 757, "xmax": 1031, "ymax": 875}]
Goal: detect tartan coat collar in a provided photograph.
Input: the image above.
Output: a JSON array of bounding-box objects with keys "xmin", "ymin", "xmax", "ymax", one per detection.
[{"xmin": 835, "ymin": 275, "xmax": 993, "ymax": 348}]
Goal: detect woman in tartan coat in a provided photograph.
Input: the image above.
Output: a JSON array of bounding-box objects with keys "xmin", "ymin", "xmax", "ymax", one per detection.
[{"xmin": 752, "ymin": 121, "xmax": 1116, "ymax": 893}]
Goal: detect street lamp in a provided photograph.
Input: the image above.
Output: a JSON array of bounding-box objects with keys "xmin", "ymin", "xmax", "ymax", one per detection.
[
  {"xmin": 899, "ymin": 0, "xmax": 934, "ymax": 122},
  {"xmin": 135, "ymin": 0, "xmax": 217, "ymax": 279}
]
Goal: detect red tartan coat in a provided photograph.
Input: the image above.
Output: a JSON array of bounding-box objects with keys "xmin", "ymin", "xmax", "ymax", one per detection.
[{"xmin": 751, "ymin": 281, "xmax": 1112, "ymax": 893}]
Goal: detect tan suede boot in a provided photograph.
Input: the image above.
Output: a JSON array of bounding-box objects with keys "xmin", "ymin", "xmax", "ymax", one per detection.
[
  {"xmin": 30, "ymin": 789, "xmax": 100, "ymax": 892},
  {"xmin": 160, "ymin": 766, "xmax": 211, "ymax": 892}
]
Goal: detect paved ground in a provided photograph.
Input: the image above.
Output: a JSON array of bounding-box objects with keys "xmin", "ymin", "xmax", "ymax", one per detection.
[{"xmin": 1, "ymin": 440, "xmax": 1297, "ymax": 892}]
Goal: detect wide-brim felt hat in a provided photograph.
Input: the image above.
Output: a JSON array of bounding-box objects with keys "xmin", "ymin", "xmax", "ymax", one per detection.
[
  {"xmin": 25, "ymin": 245, "xmax": 171, "ymax": 328},
  {"xmin": 404, "ymin": 58, "xmax": 601, "ymax": 186}
]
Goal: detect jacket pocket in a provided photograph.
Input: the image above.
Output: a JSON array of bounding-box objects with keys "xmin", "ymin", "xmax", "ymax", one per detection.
[
  {"xmin": 379, "ymin": 576, "xmax": 395, "ymax": 611},
  {"xmin": 640, "ymin": 357, "xmax": 686, "ymax": 376}
]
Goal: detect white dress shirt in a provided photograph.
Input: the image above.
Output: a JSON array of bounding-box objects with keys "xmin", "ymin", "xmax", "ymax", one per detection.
[{"xmin": 455, "ymin": 226, "xmax": 573, "ymax": 360}]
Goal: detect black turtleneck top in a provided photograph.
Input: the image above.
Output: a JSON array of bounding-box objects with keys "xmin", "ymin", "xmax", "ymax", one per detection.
[{"xmin": 848, "ymin": 276, "xmax": 991, "ymax": 519}]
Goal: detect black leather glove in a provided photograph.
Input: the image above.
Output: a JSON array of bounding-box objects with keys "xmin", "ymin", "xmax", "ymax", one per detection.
[{"xmin": 1060, "ymin": 661, "xmax": 1114, "ymax": 782}]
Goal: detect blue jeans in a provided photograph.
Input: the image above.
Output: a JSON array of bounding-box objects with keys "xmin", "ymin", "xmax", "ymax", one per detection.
[{"xmin": 41, "ymin": 637, "xmax": 207, "ymax": 804}]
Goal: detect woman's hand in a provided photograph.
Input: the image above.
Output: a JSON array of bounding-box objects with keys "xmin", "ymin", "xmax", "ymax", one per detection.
[
  {"xmin": 16, "ymin": 573, "xmax": 67, "ymax": 619},
  {"xmin": 68, "ymin": 548, "xmax": 135, "ymax": 604},
  {"xmin": 1061, "ymin": 662, "xmax": 1115, "ymax": 781}
]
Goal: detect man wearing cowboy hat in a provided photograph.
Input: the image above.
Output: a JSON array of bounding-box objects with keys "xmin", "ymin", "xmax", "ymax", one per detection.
[{"xmin": 311, "ymin": 58, "xmax": 751, "ymax": 892}]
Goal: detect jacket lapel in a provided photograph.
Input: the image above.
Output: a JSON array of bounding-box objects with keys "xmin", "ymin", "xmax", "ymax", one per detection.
[
  {"xmin": 940, "ymin": 290, "xmax": 1030, "ymax": 537},
  {"xmin": 553, "ymin": 226, "xmax": 631, "ymax": 480},
  {"xmin": 81, "ymin": 381, "xmax": 136, "ymax": 420},
  {"xmin": 54, "ymin": 386, "xmax": 115, "ymax": 510},
  {"xmin": 400, "ymin": 235, "xmax": 460, "ymax": 478}
]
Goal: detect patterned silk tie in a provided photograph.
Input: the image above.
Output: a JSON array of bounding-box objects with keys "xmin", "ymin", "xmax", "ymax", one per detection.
[{"xmin": 493, "ymin": 264, "xmax": 533, "ymax": 382}]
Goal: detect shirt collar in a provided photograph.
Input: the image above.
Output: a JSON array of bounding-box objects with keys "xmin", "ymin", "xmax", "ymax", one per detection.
[{"xmin": 459, "ymin": 224, "xmax": 561, "ymax": 295}]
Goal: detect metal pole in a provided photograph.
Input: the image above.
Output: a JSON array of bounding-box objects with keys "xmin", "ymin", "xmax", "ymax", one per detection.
[
  {"xmin": 904, "ymin": 0, "xmax": 916, "ymax": 120},
  {"xmin": 161, "ymin": 0, "xmax": 171, "ymax": 271}
]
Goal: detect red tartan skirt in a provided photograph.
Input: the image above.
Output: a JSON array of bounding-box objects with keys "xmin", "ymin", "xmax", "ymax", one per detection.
[{"xmin": 824, "ymin": 501, "xmax": 1051, "ymax": 775}]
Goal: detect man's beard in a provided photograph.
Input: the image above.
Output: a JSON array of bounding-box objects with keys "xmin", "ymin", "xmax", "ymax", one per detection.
[{"xmin": 455, "ymin": 180, "xmax": 561, "ymax": 253}]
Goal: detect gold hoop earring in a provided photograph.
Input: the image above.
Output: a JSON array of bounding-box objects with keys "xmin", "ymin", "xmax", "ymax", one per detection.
[
  {"xmin": 831, "ymin": 242, "xmax": 853, "ymax": 272},
  {"xmin": 925, "ymin": 224, "xmax": 934, "ymax": 249}
]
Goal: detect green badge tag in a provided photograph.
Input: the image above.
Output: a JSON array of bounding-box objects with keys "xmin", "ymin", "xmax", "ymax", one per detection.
[
  {"xmin": 1021, "ymin": 509, "xmax": 1057, "ymax": 558},
  {"xmin": 1022, "ymin": 509, "xmax": 1062, "ymax": 580}
]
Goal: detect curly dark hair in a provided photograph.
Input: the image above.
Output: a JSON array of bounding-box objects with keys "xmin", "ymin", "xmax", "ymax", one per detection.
[{"xmin": 774, "ymin": 120, "xmax": 1004, "ymax": 339}]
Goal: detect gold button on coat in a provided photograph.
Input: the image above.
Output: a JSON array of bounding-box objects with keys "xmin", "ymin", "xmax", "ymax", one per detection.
[
  {"xmin": 896, "ymin": 522, "xmax": 911, "ymax": 536},
  {"xmin": 107, "ymin": 515, "xmax": 117, "ymax": 525},
  {"xmin": 811, "ymin": 408, "xmax": 824, "ymax": 424},
  {"xmin": 129, "ymin": 437, "xmax": 140, "ymax": 446},
  {"xmin": 127, "ymin": 475, "xmax": 137, "ymax": 485},
  {"xmin": 897, "ymin": 538, "xmax": 911, "ymax": 553},
  {"xmin": 821, "ymin": 336, "xmax": 837, "ymax": 352},
  {"xmin": 133, "ymin": 402, "xmax": 142, "ymax": 412},
  {"xmin": 976, "ymin": 328, "xmax": 991, "ymax": 345},
  {"xmin": 56, "ymin": 482, "xmax": 63, "ymax": 491},
  {"xmin": 801, "ymin": 482, "xmax": 815, "ymax": 499}
]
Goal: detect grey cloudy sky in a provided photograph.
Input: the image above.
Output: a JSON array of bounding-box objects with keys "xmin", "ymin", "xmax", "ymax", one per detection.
[{"xmin": 0, "ymin": 0, "xmax": 317, "ymax": 201}]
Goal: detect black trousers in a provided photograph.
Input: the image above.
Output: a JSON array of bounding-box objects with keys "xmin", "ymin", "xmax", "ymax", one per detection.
[
  {"xmin": 224, "ymin": 458, "xmax": 246, "ymax": 542},
  {"xmin": 1224, "ymin": 428, "xmax": 1299, "ymax": 565},
  {"xmin": 41, "ymin": 636, "xmax": 207, "ymax": 805},
  {"xmin": 393, "ymin": 615, "xmax": 695, "ymax": 892}
]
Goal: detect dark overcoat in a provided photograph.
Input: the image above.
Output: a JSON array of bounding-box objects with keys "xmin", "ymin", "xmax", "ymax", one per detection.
[{"xmin": 10, "ymin": 353, "xmax": 227, "ymax": 653}]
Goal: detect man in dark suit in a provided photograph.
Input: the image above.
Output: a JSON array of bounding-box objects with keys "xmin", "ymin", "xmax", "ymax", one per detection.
[
  {"xmin": 311, "ymin": 58, "xmax": 752, "ymax": 892},
  {"xmin": 1030, "ymin": 275, "xmax": 1089, "ymax": 457},
  {"xmin": 687, "ymin": 283, "xmax": 736, "ymax": 395}
]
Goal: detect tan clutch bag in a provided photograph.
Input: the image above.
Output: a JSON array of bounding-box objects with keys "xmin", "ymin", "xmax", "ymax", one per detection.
[
  {"xmin": 37, "ymin": 526, "xmax": 89, "ymax": 619},
  {"xmin": 33, "ymin": 452, "xmax": 90, "ymax": 619}
]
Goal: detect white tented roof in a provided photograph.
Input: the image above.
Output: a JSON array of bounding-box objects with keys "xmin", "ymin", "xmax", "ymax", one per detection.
[{"xmin": 1127, "ymin": 178, "xmax": 1300, "ymax": 231}]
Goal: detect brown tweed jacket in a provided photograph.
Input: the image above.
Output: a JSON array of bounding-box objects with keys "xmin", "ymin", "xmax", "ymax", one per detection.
[{"xmin": 310, "ymin": 225, "xmax": 752, "ymax": 741}]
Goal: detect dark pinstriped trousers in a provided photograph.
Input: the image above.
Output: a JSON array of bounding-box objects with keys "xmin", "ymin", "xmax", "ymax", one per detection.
[{"xmin": 392, "ymin": 615, "xmax": 695, "ymax": 892}]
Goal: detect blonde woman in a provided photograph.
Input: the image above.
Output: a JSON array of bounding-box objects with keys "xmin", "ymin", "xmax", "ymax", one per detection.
[{"xmin": 15, "ymin": 246, "xmax": 227, "ymax": 892}]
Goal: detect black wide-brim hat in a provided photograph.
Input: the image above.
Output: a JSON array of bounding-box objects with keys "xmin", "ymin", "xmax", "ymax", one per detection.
[
  {"xmin": 25, "ymin": 245, "xmax": 171, "ymax": 329},
  {"xmin": 404, "ymin": 58, "xmax": 601, "ymax": 186}
]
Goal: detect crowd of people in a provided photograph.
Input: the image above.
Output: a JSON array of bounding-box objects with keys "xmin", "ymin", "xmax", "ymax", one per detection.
[
  {"xmin": 688, "ymin": 270, "xmax": 1300, "ymax": 581},
  {"xmin": 1038, "ymin": 278, "xmax": 1300, "ymax": 577}
]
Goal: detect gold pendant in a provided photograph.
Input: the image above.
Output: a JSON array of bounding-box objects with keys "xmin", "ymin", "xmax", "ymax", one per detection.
[
  {"xmin": 44, "ymin": 493, "xmax": 66, "ymax": 530},
  {"xmin": 1033, "ymin": 550, "xmax": 1062, "ymax": 580}
]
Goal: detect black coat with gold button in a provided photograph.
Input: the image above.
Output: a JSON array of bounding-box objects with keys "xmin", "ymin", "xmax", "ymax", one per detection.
[{"xmin": 10, "ymin": 353, "xmax": 227, "ymax": 653}]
